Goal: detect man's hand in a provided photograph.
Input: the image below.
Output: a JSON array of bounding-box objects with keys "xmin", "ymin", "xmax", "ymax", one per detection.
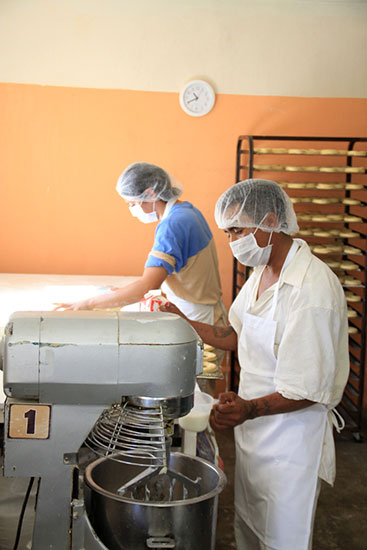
[
  {"xmin": 159, "ymin": 302, "xmax": 187, "ymax": 319},
  {"xmin": 161, "ymin": 303, "xmax": 236, "ymax": 352},
  {"xmin": 210, "ymin": 391, "xmax": 315, "ymax": 431},
  {"xmin": 210, "ymin": 392, "xmax": 249, "ymax": 430}
]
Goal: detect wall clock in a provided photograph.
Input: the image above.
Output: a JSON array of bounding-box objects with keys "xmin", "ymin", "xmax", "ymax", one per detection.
[{"xmin": 179, "ymin": 80, "xmax": 215, "ymax": 117}]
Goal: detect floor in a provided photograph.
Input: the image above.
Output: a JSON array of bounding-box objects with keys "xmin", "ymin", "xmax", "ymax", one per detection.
[{"xmin": 214, "ymin": 426, "xmax": 367, "ymax": 550}]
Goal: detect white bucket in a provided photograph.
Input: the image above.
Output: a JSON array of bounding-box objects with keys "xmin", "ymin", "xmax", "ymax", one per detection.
[{"xmin": 178, "ymin": 391, "xmax": 214, "ymax": 433}]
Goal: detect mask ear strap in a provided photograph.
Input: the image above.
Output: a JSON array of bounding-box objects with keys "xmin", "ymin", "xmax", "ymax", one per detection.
[
  {"xmin": 144, "ymin": 187, "xmax": 157, "ymax": 201},
  {"xmin": 253, "ymin": 213, "xmax": 268, "ymax": 236},
  {"xmin": 254, "ymin": 213, "xmax": 276, "ymax": 238}
]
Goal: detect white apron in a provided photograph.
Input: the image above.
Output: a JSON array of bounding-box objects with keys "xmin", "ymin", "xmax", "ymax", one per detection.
[{"xmin": 234, "ymin": 242, "xmax": 327, "ymax": 550}]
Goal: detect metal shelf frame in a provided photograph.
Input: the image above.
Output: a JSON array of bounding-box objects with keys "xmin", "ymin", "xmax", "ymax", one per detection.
[{"xmin": 231, "ymin": 135, "xmax": 367, "ymax": 439}]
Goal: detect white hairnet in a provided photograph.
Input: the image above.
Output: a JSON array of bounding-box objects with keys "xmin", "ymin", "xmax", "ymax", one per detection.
[
  {"xmin": 116, "ymin": 162, "xmax": 183, "ymax": 202},
  {"xmin": 215, "ymin": 179, "xmax": 299, "ymax": 235}
]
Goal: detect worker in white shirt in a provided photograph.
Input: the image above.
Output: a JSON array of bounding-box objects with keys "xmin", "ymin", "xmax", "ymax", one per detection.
[{"xmin": 161, "ymin": 178, "xmax": 349, "ymax": 550}]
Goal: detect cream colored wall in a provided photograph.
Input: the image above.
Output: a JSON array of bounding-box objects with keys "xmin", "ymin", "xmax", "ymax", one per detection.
[
  {"xmin": 1, "ymin": 0, "xmax": 366, "ymax": 97},
  {"xmin": 0, "ymin": 1, "xmax": 366, "ymax": 310}
]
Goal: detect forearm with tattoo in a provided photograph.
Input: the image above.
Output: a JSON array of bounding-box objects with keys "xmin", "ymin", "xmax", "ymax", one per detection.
[
  {"xmin": 245, "ymin": 392, "xmax": 313, "ymax": 420},
  {"xmin": 213, "ymin": 325, "xmax": 236, "ymax": 339},
  {"xmin": 189, "ymin": 321, "xmax": 237, "ymax": 351}
]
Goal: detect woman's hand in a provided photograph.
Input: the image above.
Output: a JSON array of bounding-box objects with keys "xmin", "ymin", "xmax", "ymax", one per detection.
[
  {"xmin": 210, "ymin": 391, "xmax": 249, "ymax": 430},
  {"xmin": 53, "ymin": 299, "xmax": 93, "ymax": 311},
  {"xmin": 52, "ymin": 285, "xmax": 130, "ymax": 311}
]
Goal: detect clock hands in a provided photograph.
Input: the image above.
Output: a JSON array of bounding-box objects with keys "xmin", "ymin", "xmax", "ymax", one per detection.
[{"xmin": 187, "ymin": 92, "xmax": 199, "ymax": 104}]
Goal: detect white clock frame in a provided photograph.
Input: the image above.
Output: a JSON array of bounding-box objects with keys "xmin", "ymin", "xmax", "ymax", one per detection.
[{"xmin": 179, "ymin": 80, "xmax": 216, "ymax": 117}]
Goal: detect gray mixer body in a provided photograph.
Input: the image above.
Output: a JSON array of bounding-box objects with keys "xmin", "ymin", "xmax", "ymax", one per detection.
[
  {"xmin": 2, "ymin": 310, "xmax": 209, "ymax": 550},
  {"xmin": 3, "ymin": 310, "xmax": 201, "ymax": 405}
]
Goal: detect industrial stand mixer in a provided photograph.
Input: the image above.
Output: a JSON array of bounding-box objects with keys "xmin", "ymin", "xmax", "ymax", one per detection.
[{"xmin": 1, "ymin": 310, "xmax": 226, "ymax": 550}]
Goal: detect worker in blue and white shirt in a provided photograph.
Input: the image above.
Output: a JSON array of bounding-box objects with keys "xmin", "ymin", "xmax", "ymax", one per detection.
[{"xmin": 55, "ymin": 162, "xmax": 226, "ymax": 334}]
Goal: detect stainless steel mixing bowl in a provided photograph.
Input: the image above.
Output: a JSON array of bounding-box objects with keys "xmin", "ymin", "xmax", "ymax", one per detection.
[{"xmin": 84, "ymin": 451, "xmax": 227, "ymax": 550}]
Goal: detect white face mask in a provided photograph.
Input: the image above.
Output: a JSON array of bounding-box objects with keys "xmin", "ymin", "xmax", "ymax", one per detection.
[
  {"xmin": 230, "ymin": 231, "xmax": 273, "ymax": 267},
  {"xmin": 129, "ymin": 203, "xmax": 158, "ymax": 224}
]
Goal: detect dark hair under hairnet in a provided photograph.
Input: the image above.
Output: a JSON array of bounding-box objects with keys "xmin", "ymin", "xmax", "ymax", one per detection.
[
  {"xmin": 214, "ymin": 179, "xmax": 299, "ymax": 234},
  {"xmin": 115, "ymin": 162, "xmax": 183, "ymax": 202}
]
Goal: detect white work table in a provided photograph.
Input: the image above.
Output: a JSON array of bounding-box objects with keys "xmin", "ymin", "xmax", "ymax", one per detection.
[{"xmin": 0, "ymin": 273, "xmax": 139, "ymax": 405}]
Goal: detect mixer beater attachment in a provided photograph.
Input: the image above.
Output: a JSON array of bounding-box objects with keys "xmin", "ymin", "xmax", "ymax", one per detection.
[
  {"xmin": 85, "ymin": 401, "xmax": 169, "ymax": 468},
  {"xmin": 116, "ymin": 464, "xmax": 202, "ymax": 502},
  {"xmin": 86, "ymin": 401, "xmax": 203, "ymax": 502}
]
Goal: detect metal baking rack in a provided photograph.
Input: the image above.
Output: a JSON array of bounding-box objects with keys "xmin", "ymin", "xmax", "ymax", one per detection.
[
  {"xmin": 197, "ymin": 367, "xmax": 224, "ymax": 380},
  {"xmin": 231, "ymin": 135, "xmax": 367, "ymax": 440}
]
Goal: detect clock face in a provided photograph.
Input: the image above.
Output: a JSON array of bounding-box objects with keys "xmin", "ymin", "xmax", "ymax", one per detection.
[{"xmin": 180, "ymin": 80, "xmax": 215, "ymax": 117}]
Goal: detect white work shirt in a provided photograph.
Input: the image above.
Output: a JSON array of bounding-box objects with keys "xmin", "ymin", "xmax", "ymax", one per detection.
[{"xmin": 229, "ymin": 239, "xmax": 349, "ymax": 484}]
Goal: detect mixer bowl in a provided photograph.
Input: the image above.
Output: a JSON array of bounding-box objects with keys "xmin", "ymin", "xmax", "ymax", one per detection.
[{"xmin": 84, "ymin": 451, "xmax": 226, "ymax": 550}]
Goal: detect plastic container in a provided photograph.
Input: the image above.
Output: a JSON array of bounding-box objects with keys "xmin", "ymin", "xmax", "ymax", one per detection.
[
  {"xmin": 138, "ymin": 291, "xmax": 169, "ymax": 312},
  {"xmin": 178, "ymin": 391, "xmax": 214, "ymax": 432}
]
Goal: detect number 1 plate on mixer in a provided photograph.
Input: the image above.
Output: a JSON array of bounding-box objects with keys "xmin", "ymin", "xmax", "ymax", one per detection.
[{"xmin": 8, "ymin": 403, "xmax": 51, "ymax": 439}]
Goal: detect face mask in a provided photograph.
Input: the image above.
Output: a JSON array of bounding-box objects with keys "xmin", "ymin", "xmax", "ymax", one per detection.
[
  {"xmin": 230, "ymin": 231, "xmax": 273, "ymax": 267},
  {"xmin": 129, "ymin": 203, "xmax": 158, "ymax": 224}
]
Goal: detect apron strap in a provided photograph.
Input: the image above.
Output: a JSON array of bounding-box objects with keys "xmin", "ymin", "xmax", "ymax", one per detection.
[
  {"xmin": 329, "ymin": 407, "xmax": 346, "ymax": 433},
  {"xmin": 218, "ymin": 297, "xmax": 228, "ymax": 322},
  {"xmin": 270, "ymin": 240, "xmax": 299, "ymax": 319}
]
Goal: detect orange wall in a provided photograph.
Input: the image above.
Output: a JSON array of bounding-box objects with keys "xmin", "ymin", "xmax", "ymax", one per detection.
[{"xmin": 0, "ymin": 83, "xmax": 366, "ymax": 308}]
